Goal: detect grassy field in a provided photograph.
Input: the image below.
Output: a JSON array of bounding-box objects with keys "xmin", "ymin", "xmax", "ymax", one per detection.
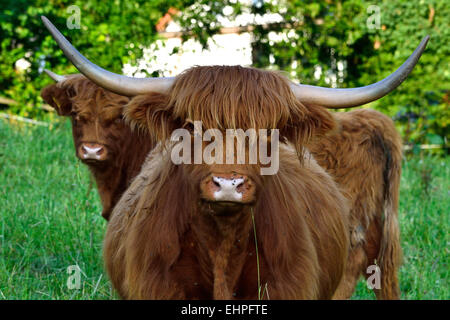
[{"xmin": 0, "ymin": 119, "xmax": 448, "ymax": 300}]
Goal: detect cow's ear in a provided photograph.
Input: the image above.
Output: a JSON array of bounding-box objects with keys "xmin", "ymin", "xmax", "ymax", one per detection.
[
  {"xmin": 41, "ymin": 84, "xmax": 73, "ymax": 116},
  {"xmin": 124, "ymin": 92, "xmax": 177, "ymax": 142},
  {"xmin": 283, "ymin": 103, "xmax": 337, "ymax": 154},
  {"xmin": 301, "ymin": 104, "xmax": 337, "ymax": 138}
]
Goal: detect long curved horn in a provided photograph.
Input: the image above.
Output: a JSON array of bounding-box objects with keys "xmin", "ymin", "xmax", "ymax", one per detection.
[
  {"xmin": 290, "ymin": 36, "xmax": 429, "ymax": 108},
  {"xmin": 44, "ymin": 69, "xmax": 67, "ymax": 82},
  {"xmin": 41, "ymin": 16, "xmax": 174, "ymax": 97}
]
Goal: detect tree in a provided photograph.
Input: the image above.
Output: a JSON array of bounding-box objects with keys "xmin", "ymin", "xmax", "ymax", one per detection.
[
  {"xmin": 0, "ymin": 0, "xmax": 195, "ymax": 118},
  {"xmin": 244, "ymin": 0, "xmax": 449, "ymax": 148}
]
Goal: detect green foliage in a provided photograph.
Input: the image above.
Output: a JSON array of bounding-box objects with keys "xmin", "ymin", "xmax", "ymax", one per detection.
[
  {"xmin": 177, "ymin": 1, "xmax": 241, "ymax": 47},
  {"xmin": 0, "ymin": 0, "xmax": 193, "ymax": 119},
  {"xmin": 0, "ymin": 0, "xmax": 448, "ymax": 147},
  {"xmin": 369, "ymin": 1, "xmax": 449, "ymax": 147},
  {"xmin": 0, "ymin": 120, "xmax": 448, "ymax": 299}
]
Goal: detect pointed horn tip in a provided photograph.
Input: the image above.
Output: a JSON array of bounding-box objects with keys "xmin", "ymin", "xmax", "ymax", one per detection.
[
  {"xmin": 417, "ymin": 35, "xmax": 430, "ymax": 52},
  {"xmin": 41, "ymin": 16, "xmax": 50, "ymax": 27},
  {"xmin": 44, "ymin": 69, "xmax": 66, "ymax": 82},
  {"xmin": 41, "ymin": 16, "xmax": 58, "ymax": 34},
  {"xmin": 417, "ymin": 35, "xmax": 430, "ymax": 48},
  {"xmin": 41, "ymin": 16, "xmax": 59, "ymax": 37}
]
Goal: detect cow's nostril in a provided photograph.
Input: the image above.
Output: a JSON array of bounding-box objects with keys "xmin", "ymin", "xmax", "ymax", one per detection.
[{"xmin": 213, "ymin": 180, "xmax": 221, "ymax": 188}]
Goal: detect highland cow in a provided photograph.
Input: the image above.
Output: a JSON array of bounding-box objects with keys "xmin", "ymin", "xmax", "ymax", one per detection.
[
  {"xmin": 41, "ymin": 73, "xmax": 154, "ymax": 220},
  {"xmin": 104, "ymin": 66, "xmax": 350, "ymax": 299}
]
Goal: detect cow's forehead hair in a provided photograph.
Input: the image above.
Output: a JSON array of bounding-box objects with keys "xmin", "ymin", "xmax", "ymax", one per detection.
[
  {"xmin": 168, "ymin": 65, "xmax": 303, "ymax": 131},
  {"xmin": 59, "ymin": 74, "xmax": 129, "ymax": 120}
]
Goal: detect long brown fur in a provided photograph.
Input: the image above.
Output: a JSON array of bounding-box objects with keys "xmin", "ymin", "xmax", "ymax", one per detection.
[
  {"xmin": 41, "ymin": 75, "xmax": 154, "ymax": 220},
  {"xmin": 307, "ymin": 109, "xmax": 402, "ymax": 299},
  {"xmin": 105, "ymin": 145, "xmax": 350, "ymax": 299},
  {"xmin": 105, "ymin": 66, "xmax": 350, "ymax": 299}
]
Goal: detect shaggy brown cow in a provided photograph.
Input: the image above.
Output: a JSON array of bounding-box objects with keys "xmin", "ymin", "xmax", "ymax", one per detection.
[
  {"xmin": 41, "ymin": 72, "xmax": 402, "ymax": 299},
  {"xmin": 308, "ymin": 109, "xmax": 403, "ymax": 300},
  {"xmin": 104, "ymin": 66, "xmax": 350, "ymax": 299},
  {"xmin": 41, "ymin": 73, "xmax": 154, "ymax": 220},
  {"xmin": 42, "ymin": 16, "xmax": 427, "ymax": 299}
]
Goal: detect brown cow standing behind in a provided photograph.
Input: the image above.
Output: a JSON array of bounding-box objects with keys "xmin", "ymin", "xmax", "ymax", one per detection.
[
  {"xmin": 41, "ymin": 73, "xmax": 154, "ymax": 220},
  {"xmin": 308, "ymin": 109, "xmax": 403, "ymax": 300}
]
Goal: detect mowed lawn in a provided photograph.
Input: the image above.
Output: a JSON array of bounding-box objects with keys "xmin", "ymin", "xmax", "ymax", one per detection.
[{"xmin": 0, "ymin": 119, "xmax": 448, "ymax": 300}]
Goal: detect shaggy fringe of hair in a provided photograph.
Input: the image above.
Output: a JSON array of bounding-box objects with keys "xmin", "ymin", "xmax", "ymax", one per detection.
[
  {"xmin": 54, "ymin": 74, "xmax": 130, "ymax": 119},
  {"xmin": 124, "ymin": 66, "xmax": 337, "ymax": 157}
]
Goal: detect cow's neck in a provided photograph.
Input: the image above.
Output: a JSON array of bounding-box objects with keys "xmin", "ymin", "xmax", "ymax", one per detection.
[
  {"xmin": 192, "ymin": 206, "xmax": 254, "ymax": 299},
  {"xmin": 89, "ymin": 160, "xmax": 128, "ymax": 220},
  {"xmin": 89, "ymin": 134, "xmax": 153, "ymax": 220}
]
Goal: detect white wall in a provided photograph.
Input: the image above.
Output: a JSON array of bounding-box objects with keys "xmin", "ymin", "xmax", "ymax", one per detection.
[
  {"xmin": 123, "ymin": 1, "xmax": 284, "ymax": 77},
  {"xmin": 123, "ymin": 32, "xmax": 253, "ymax": 78}
]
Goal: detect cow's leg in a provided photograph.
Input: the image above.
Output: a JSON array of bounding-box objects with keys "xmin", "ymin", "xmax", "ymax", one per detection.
[
  {"xmin": 365, "ymin": 243, "xmax": 401, "ymax": 300},
  {"xmin": 332, "ymin": 245, "xmax": 366, "ymax": 300},
  {"xmin": 363, "ymin": 257, "xmax": 400, "ymax": 300},
  {"xmin": 363, "ymin": 216, "xmax": 401, "ymax": 300},
  {"xmin": 370, "ymin": 265, "xmax": 400, "ymax": 300}
]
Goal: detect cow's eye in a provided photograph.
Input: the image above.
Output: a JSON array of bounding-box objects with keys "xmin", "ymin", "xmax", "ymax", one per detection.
[
  {"xmin": 183, "ymin": 121, "xmax": 194, "ymax": 132},
  {"xmin": 115, "ymin": 118, "xmax": 122, "ymax": 124}
]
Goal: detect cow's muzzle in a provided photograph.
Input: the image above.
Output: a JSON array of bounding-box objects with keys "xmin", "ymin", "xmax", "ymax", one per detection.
[
  {"xmin": 78, "ymin": 143, "xmax": 107, "ymax": 162},
  {"xmin": 200, "ymin": 173, "xmax": 256, "ymax": 215}
]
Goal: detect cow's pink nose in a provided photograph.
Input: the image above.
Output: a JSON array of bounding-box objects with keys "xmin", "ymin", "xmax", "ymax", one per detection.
[
  {"xmin": 80, "ymin": 143, "xmax": 106, "ymax": 161},
  {"xmin": 200, "ymin": 173, "xmax": 255, "ymax": 204}
]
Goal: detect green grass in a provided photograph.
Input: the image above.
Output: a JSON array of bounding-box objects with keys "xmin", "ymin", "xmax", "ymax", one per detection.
[
  {"xmin": 0, "ymin": 119, "xmax": 448, "ymax": 300},
  {"xmin": 0, "ymin": 119, "xmax": 114, "ymax": 299}
]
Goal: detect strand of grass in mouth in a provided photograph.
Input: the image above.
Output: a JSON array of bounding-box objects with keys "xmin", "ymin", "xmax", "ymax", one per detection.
[{"xmin": 251, "ymin": 208, "xmax": 261, "ymax": 300}]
